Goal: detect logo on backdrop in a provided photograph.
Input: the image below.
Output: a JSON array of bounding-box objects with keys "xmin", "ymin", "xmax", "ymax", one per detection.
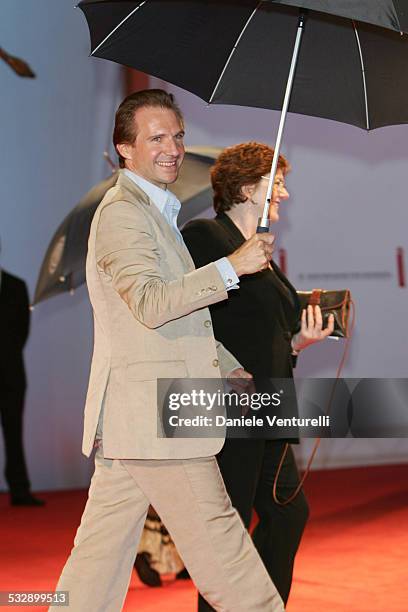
[{"xmin": 281, "ymin": 246, "xmax": 407, "ymax": 289}]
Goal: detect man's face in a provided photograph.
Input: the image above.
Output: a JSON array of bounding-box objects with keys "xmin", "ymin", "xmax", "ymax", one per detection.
[{"xmin": 118, "ymin": 106, "xmax": 185, "ymax": 188}]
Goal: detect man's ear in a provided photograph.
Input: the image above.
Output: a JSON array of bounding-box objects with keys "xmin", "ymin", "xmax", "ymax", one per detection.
[{"xmin": 116, "ymin": 143, "xmax": 132, "ymax": 162}]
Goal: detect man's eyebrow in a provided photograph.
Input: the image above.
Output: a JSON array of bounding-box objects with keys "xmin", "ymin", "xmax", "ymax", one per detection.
[
  {"xmin": 148, "ymin": 130, "xmax": 185, "ymax": 139},
  {"xmin": 148, "ymin": 132, "xmax": 165, "ymax": 139}
]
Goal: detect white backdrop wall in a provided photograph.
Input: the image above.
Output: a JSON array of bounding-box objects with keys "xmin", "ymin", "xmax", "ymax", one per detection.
[
  {"xmin": 0, "ymin": 1, "xmax": 123, "ymax": 491},
  {"xmin": 0, "ymin": 2, "xmax": 407, "ymax": 492}
]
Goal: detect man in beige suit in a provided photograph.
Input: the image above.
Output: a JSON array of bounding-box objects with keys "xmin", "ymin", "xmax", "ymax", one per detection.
[{"xmin": 51, "ymin": 90, "xmax": 284, "ymax": 612}]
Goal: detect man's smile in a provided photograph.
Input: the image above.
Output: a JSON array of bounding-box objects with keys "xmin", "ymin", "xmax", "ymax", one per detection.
[{"xmin": 156, "ymin": 160, "xmax": 178, "ymax": 167}]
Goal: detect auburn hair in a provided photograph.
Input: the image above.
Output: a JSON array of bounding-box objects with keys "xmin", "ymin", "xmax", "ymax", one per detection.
[{"xmin": 211, "ymin": 142, "xmax": 290, "ymax": 213}]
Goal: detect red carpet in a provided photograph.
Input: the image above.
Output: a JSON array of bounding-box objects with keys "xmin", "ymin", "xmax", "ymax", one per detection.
[{"xmin": 1, "ymin": 464, "xmax": 407, "ymax": 611}]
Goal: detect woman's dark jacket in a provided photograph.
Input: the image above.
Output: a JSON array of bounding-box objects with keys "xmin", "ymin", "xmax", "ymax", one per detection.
[{"xmin": 182, "ymin": 213, "xmax": 301, "ymax": 379}]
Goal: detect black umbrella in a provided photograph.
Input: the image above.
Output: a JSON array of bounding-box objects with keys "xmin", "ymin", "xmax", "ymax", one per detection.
[
  {"xmin": 33, "ymin": 147, "xmax": 221, "ymax": 305},
  {"xmin": 77, "ymin": 0, "xmax": 408, "ymax": 130},
  {"xmin": 271, "ymin": 0, "xmax": 408, "ymax": 32},
  {"xmin": 78, "ymin": 0, "xmax": 408, "ymax": 228}
]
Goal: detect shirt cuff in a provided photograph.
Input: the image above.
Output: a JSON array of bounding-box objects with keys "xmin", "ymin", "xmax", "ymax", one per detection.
[{"xmin": 215, "ymin": 258, "xmax": 239, "ymax": 290}]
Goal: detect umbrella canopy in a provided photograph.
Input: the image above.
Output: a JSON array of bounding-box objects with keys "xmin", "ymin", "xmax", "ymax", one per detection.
[
  {"xmin": 78, "ymin": 0, "xmax": 408, "ymax": 130},
  {"xmin": 271, "ymin": 0, "xmax": 408, "ymax": 32},
  {"xmin": 33, "ymin": 147, "xmax": 221, "ymax": 305}
]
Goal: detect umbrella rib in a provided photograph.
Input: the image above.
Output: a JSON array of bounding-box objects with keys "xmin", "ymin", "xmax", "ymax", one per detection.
[
  {"xmin": 208, "ymin": 1, "xmax": 262, "ymax": 104},
  {"xmin": 352, "ymin": 21, "xmax": 370, "ymax": 130},
  {"xmin": 91, "ymin": 0, "xmax": 147, "ymax": 56}
]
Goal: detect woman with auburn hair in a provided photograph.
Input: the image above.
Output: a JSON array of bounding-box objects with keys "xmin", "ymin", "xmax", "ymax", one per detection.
[{"xmin": 182, "ymin": 141, "xmax": 334, "ymax": 609}]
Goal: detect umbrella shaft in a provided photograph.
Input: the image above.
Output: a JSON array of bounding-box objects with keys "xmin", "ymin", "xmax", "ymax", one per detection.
[{"xmin": 259, "ymin": 11, "xmax": 306, "ymax": 229}]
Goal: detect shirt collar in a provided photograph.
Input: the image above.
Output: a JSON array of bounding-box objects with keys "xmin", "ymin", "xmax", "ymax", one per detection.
[{"xmin": 123, "ymin": 169, "xmax": 181, "ymax": 216}]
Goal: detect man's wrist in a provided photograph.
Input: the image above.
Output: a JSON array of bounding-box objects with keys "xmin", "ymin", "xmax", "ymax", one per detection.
[{"xmin": 227, "ymin": 254, "xmax": 243, "ymax": 277}]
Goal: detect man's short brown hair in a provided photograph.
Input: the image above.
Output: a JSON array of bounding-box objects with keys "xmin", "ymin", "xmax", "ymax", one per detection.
[
  {"xmin": 113, "ymin": 89, "xmax": 184, "ymax": 168},
  {"xmin": 211, "ymin": 142, "xmax": 290, "ymax": 214}
]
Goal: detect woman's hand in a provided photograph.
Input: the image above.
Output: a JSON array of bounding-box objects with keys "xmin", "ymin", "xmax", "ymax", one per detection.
[{"xmin": 291, "ymin": 305, "xmax": 335, "ymax": 352}]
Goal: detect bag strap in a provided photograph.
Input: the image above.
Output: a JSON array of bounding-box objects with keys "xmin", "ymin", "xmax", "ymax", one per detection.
[
  {"xmin": 308, "ymin": 288, "xmax": 322, "ymax": 306},
  {"xmin": 272, "ymin": 298, "xmax": 356, "ymax": 506}
]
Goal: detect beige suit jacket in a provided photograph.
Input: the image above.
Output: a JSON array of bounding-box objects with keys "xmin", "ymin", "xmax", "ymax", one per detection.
[{"xmin": 83, "ymin": 171, "xmax": 240, "ymax": 459}]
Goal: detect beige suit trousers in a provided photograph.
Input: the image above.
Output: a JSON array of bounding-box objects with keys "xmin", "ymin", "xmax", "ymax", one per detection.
[{"xmin": 51, "ymin": 447, "xmax": 284, "ymax": 612}]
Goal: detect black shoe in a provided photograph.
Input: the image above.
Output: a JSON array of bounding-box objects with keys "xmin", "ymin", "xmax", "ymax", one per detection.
[
  {"xmin": 134, "ymin": 553, "xmax": 162, "ymax": 587},
  {"xmin": 176, "ymin": 567, "xmax": 190, "ymax": 580},
  {"xmin": 10, "ymin": 493, "xmax": 45, "ymax": 507}
]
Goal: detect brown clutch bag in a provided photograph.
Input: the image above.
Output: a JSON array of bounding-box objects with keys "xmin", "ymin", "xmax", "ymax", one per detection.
[{"xmin": 296, "ymin": 288, "xmax": 352, "ymax": 338}]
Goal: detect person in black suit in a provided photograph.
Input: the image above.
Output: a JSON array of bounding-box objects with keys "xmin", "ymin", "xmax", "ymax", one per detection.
[
  {"xmin": 182, "ymin": 142, "xmax": 334, "ymax": 607},
  {"xmin": 0, "ymin": 249, "xmax": 44, "ymax": 506}
]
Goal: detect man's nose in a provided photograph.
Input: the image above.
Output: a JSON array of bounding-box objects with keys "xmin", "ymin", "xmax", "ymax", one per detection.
[{"xmin": 165, "ymin": 138, "xmax": 181, "ymax": 156}]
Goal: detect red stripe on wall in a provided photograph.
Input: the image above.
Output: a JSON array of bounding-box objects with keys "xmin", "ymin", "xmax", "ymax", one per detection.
[
  {"xmin": 279, "ymin": 248, "xmax": 287, "ymax": 275},
  {"xmin": 125, "ymin": 69, "xmax": 150, "ymax": 96},
  {"xmin": 396, "ymin": 247, "xmax": 406, "ymax": 288}
]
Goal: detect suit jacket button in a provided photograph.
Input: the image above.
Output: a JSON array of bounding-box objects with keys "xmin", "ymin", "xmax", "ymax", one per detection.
[
  {"xmin": 204, "ymin": 320, "xmax": 212, "ymax": 328},
  {"xmin": 212, "ymin": 359, "xmax": 219, "ymax": 367}
]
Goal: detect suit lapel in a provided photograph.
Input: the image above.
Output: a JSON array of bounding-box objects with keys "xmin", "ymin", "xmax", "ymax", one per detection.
[
  {"xmin": 117, "ymin": 172, "xmax": 194, "ymax": 271},
  {"xmin": 270, "ymin": 260, "xmax": 300, "ymax": 315},
  {"xmin": 215, "ymin": 213, "xmax": 245, "ymax": 250}
]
